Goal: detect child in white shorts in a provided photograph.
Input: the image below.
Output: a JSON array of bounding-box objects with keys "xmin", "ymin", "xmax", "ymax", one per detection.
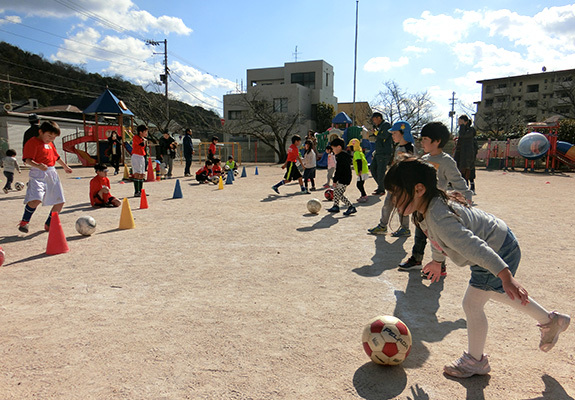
[
  {"xmin": 131, "ymin": 125, "xmax": 148, "ymax": 197},
  {"xmin": 19, "ymin": 120, "xmax": 72, "ymax": 233}
]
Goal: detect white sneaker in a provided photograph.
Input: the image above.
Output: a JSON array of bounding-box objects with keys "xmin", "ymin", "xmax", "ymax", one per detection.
[
  {"xmin": 443, "ymin": 352, "xmax": 491, "ymax": 378},
  {"xmin": 538, "ymin": 311, "xmax": 570, "ymax": 352}
]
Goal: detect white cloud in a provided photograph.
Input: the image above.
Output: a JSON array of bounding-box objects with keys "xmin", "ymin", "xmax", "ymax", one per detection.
[
  {"xmin": 421, "ymin": 68, "xmax": 435, "ymax": 75},
  {"xmin": 403, "ymin": 10, "xmax": 482, "ymax": 44},
  {"xmin": 0, "ymin": 0, "xmax": 191, "ymax": 35},
  {"xmin": 0, "ymin": 15, "xmax": 21, "ymax": 24},
  {"xmin": 404, "ymin": 46, "xmax": 429, "ymax": 54},
  {"xmin": 364, "ymin": 56, "xmax": 409, "ymax": 72}
]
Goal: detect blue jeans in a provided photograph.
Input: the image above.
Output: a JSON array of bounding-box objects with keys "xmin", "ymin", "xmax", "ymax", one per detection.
[{"xmin": 469, "ymin": 228, "xmax": 520, "ymax": 293}]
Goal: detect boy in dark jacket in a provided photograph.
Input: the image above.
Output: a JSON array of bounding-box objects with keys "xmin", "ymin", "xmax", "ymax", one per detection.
[{"xmin": 327, "ymin": 138, "xmax": 356, "ymax": 215}]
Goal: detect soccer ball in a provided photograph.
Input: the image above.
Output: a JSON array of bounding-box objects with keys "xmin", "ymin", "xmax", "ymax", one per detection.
[
  {"xmin": 324, "ymin": 188, "xmax": 334, "ymax": 201},
  {"xmin": 15, "ymin": 181, "xmax": 25, "ymax": 191},
  {"xmin": 362, "ymin": 315, "xmax": 412, "ymax": 365},
  {"xmin": 211, "ymin": 176, "xmax": 220, "ymax": 184},
  {"xmin": 307, "ymin": 198, "xmax": 321, "ymax": 214},
  {"xmin": 75, "ymin": 216, "xmax": 97, "ymax": 236}
]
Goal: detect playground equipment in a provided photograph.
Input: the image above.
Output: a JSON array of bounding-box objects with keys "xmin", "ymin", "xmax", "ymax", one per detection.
[
  {"xmin": 478, "ymin": 120, "xmax": 575, "ymax": 172},
  {"xmin": 62, "ymin": 89, "xmax": 134, "ymax": 166},
  {"xmin": 197, "ymin": 142, "xmax": 242, "ymax": 164}
]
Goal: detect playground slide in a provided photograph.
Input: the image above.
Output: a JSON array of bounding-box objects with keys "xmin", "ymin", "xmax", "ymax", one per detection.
[
  {"xmin": 62, "ymin": 135, "xmax": 97, "ymax": 166},
  {"xmin": 554, "ymin": 141, "xmax": 575, "ymax": 168}
]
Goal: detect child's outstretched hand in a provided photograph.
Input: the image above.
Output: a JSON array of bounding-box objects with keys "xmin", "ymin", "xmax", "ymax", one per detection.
[
  {"xmin": 422, "ymin": 260, "xmax": 443, "ymax": 283},
  {"xmin": 64, "ymin": 165, "xmax": 73, "ymax": 174},
  {"xmin": 498, "ymin": 268, "xmax": 530, "ymax": 305}
]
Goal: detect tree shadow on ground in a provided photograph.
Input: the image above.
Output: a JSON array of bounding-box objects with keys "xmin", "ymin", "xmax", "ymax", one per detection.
[
  {"xmin": 525, "ymin": 374, "xmax": 574, "ymax": 400},
  {"xmin": 353, "ymin": 362, "xmax": 407, "ymax": 400},
  {"xmin": 395, "ymin": 271, "xmax": 467, "ymax": 369},
  {"xmin": 352, "ymin": 235, "xmax": 408, "ymax": 277},
  {"xmin": 59, "ymin": 202, "xmax": 93, "ymax": 215}
]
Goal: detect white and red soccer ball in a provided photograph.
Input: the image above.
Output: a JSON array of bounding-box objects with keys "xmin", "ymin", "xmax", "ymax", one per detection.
[
  {"xmin": 324, "ymin": 188, "xmax": 334, "ymax": 201},
  {"xmin": 362, "ymin": 315, "xmax": 412, "ymax": 365}
]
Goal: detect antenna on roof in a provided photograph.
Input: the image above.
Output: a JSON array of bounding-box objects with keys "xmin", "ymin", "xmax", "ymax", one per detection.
[{"xmin": 293, "ymin": 46, "xmax": 300, "ymax": 62}]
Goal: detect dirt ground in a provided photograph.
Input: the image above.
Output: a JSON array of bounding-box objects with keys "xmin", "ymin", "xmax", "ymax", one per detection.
[{"xmin": 0, "ymin": 163, "xmax": 574, "ymax": 400}]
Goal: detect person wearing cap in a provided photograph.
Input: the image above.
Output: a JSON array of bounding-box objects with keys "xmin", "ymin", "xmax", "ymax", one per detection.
[
  {"xmin": 368, "ymin": 120, "xmax": 415, "ymax": 237},
  {"xmin": 369, "ymin": 112, "xmax": 392, "ymax": 196},
  {"xmin": 22, "ymin": 113, "xmax": 40, "ymax": 148},
  {"xmin": 89, "ymin": 164, "xmax": 121, "ymax": 207},
  {"xmin": 159, "ymin": 129, "xmax": 177, "ymax": 178}
]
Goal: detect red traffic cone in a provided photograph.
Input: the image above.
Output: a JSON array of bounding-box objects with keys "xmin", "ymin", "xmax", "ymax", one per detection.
[
  {"xmin": 140, "ymin": 189, "xmax": 149, "ymax": 209},
  {"xmin": 146, "ymin": 158, "xmax": 155, "ymax": 182},
  {"xmin": 46, "ymin": 212, "xmax": 70, "ymax": 255}
]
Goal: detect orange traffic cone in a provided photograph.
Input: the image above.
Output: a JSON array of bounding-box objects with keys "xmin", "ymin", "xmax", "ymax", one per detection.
[
  {"xmin": 140, "ymin": 189, "xmax": 149, "ymax": 209},
  {"xmin": 146, "ymin": 158, "xmax": 155, "ymax": 182},
  {"xmin": 119, "ymin": 198, "xmax": 136, "ymax": 229},
  {"xmin": 46, "ymin": 212, "xmax": 70, "ymax": 255}
]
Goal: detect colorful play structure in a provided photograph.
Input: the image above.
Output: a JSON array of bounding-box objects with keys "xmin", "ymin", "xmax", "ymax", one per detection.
[
  {"xmin": 61, "ymin": 89, "xmax": 134, "ymax": 166},
  {"xmin": 477, "ymin": 120, "xmax": 575, "ymax": 172},
  {"xmin": 316, "ymin": 111, "xmax": 372, "ymax": 168}
]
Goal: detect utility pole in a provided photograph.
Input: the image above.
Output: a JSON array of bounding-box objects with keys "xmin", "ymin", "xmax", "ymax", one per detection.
[
  {"xmin": 448, "ymin": 91, "xmax": 457, "ymax": 135},
  {"xmin": 146, "ymin": 39, "xmax": 169, "ymax": 127},
  {"xmin": 352, "ymin": 0, "xmax": 359, "ymax": 126}
]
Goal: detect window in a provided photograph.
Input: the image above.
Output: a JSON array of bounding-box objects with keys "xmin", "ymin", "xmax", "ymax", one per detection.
[
  {"xmin": 291, "ymin": 72, "xmax": 316, "ymax": 88},
  {"xmin": 527, "ymin": 84, "xmax": 539, "ymax": 93},
  {"xmin": 525, "ymin": 100, "xmax": 538, "ymax": 108},
  {"xmin": 228, "ymin": 110, "xmax": 242, "ymax": 120},
  {"xmin": 273, "ymin": 98, "xmax": 288, "ymax": 113},
  {"xmin": 485, "ymin": 99, "xmax": 494, "ymax": 107},
  {"xmin": 485, "ymin": 85, "xmax": 494, "ymax": 94},
  {"xmin": 497, "ymin": 83, "xmax": 507, "ymax": 89},
  {"xmin": 326, "ymin": 73, "xmax": 329, "ymax": 87}
]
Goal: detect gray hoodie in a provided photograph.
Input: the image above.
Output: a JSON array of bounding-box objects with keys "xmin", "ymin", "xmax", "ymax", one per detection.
[
  {"xmin": 418, "ymin": 197, "xmax": 509, "ymax": 276},
  {"xmin": 422, "ymin": 152, "xmax": 473, "ymax": 202}
]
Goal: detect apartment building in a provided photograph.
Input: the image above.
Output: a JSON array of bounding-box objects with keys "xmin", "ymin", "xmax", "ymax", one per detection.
[
  {"xmin": 475, "ymin": 68, "xmax": 575, "ymax": 133},
  {"xmin": 223, "ymin": 60, "xmax": 337, "ymax": 135}
]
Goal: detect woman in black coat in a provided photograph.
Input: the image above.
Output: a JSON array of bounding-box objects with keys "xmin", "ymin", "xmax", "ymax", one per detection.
[{"xmin": 454, "ymin": 115, "xmax": 478, "ymax": 193}]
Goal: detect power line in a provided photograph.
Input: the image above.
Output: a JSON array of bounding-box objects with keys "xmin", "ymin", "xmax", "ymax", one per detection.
[
  {"xmin": 170, "ymin": 70, "xmax": 223, "ymax": 104},
  {"xmin": 0, "ymin": 78, "xmax": 99, "ymax": 97},
  {"xmin": 170, "ymin": 77, "xmax": 222, "ymax": 111}
]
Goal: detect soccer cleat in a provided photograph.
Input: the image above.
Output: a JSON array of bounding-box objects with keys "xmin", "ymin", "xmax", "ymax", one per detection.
[
  {"xmin": 343, "ymin": 206, "xmax": 357, "ymax": 216},
  {"xmin": 134, "ymin": 192, "xmax": 141, "ymax": 197},
  {"xmin": 3, "ymin": 188, "xmax": 8, "ymax": 194},
  {"xmin": 301, "ymin": 189, "xmax": 311, "ymax": 194},
  {"xmin": 326, "ymin": 205, "xmax": 340, "ymax": 213},
  {"xmin": 310, "ymin": 187, "xmax": 316, "ymax": 191},
  {"xmin": 391, "ymin": 227, "xmax": 411, "ymax": 237},
  {"xmin": 421, "ymin": 263, "xmax": 447, "ymax": 279},
  {"xmin": 18, "ymin": 221, "xmax": 29, "ymax": 233},
  {"xmin": 443, "ymin": 352, "xmax": 491, "ymax": 378},
  {"xmin": 398, "ymin": 256, "xmax": 423, "ymax": 271},
  {"xmin": 271, "ymin": 185, "xmax": 280, "ymax": 194},
  {"xmin": 323, "ymin": 184, "xmax": 330, "ymax": 189},
  {"xmin": 372, "ymin": 190, "xmax": 385, "ymax": 196},
  {"xmin": 44, "ymin": 224, "xmax": 50, "ymax": 232},
  {"xmin": 368, "ymin": 224, "xmax": 387, "ymax": 235},
  {"xmin": 538, "ymin": 311, "xmax": 570, "ymax": 352}
]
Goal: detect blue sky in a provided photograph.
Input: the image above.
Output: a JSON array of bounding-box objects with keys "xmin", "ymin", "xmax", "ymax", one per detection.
[{"xmin": 1, "ymin": 0, "xmax": 575, "ymax": 124}]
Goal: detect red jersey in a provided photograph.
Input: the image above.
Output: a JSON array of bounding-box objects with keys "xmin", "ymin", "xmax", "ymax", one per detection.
[
  {"xmin": 212, "ymin": 164, "xmax": 222, "ymax": 175},
  {"xmin": 209, "ymin": 143, "xmax": 216, "ymax": 156},
  {"xmin": 132, "ymin": 134, "xmax": 147, "ymax": 156},
  {"xmin": 89, "ymin": 175, "xmax": 111, "ymax": 206},
  {"xmin": 196, "ymin": 166, "xmax": 212, "ymax": 176},
  {"xmin": 23, "ymin": 137, "xmax": 60, "ymax": 166},
  {"xmin": 286, "ymin": 143, "xmax": 300, "ymax": 162}
]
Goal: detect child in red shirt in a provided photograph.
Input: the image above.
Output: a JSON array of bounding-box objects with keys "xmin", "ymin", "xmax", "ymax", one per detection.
[
  {"xmin": 18, "ymin": 120, "xmax": 72, "ymax": 233},
  {"xmin": 208, "ymin": 136, "xmax": 219, "ymax": 161},
  {"xmin": 212, "ymin": 158, "xmax": 222, "ymax": 177},
  {"xmin": 196, "ymin": 160, "xmax": 213, "ymax": 184},
  {"xmin": 272, "ymin": 135, "xmax": 306, "ymax": 194},
  {"xmin": 90, "ymin": 164, "xmax": 121, "ymax": 207},
  {"xmin": 131, "ymin": 125, "xmax": 148, "ymax": 197}
]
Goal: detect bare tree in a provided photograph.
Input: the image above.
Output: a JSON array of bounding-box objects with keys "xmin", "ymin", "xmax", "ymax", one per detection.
[
  {"xmin": 474, "ymin": 97, "xmax": 525, "ymax": 137},
  {"xmin": 224, "ymin": 91, "xmax": 303, "ymax": 162},
  {"xmin": 371, "ymin": 80, "xmax": 437, "ymax": 133}
]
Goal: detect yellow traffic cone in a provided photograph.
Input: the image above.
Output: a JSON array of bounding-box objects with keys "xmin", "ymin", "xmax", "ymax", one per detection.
[
  {"xmin": 123, "ymin": 164, "xmax": 130, "ymax": 180},
  {"xmin": 119, "ymin": 198, "xmax": 136, "ymax": 229},
  {"xmin": 218, "ymin": 175, "xmax": 224, "ymax": 190}
]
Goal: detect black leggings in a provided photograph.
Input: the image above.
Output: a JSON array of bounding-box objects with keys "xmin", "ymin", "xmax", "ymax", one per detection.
[{"xmin": 357, "ymin": 179, "xmax": 366, "ymax": 197}]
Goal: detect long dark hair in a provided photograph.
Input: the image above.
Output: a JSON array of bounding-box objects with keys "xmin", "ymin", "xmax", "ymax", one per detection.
[
  {"xmin": 304, "ymin": 140, "xmax": 313, "ymax": 154},
  {"xmin": 384, "ymin": 158, "xmax": 467, "ymax": 224}
]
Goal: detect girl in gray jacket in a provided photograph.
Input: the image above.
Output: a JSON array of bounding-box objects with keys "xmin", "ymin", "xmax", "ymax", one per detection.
[{"xmin": 384, "ymin": 158, "xmax": 570, "ymax": 379}]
